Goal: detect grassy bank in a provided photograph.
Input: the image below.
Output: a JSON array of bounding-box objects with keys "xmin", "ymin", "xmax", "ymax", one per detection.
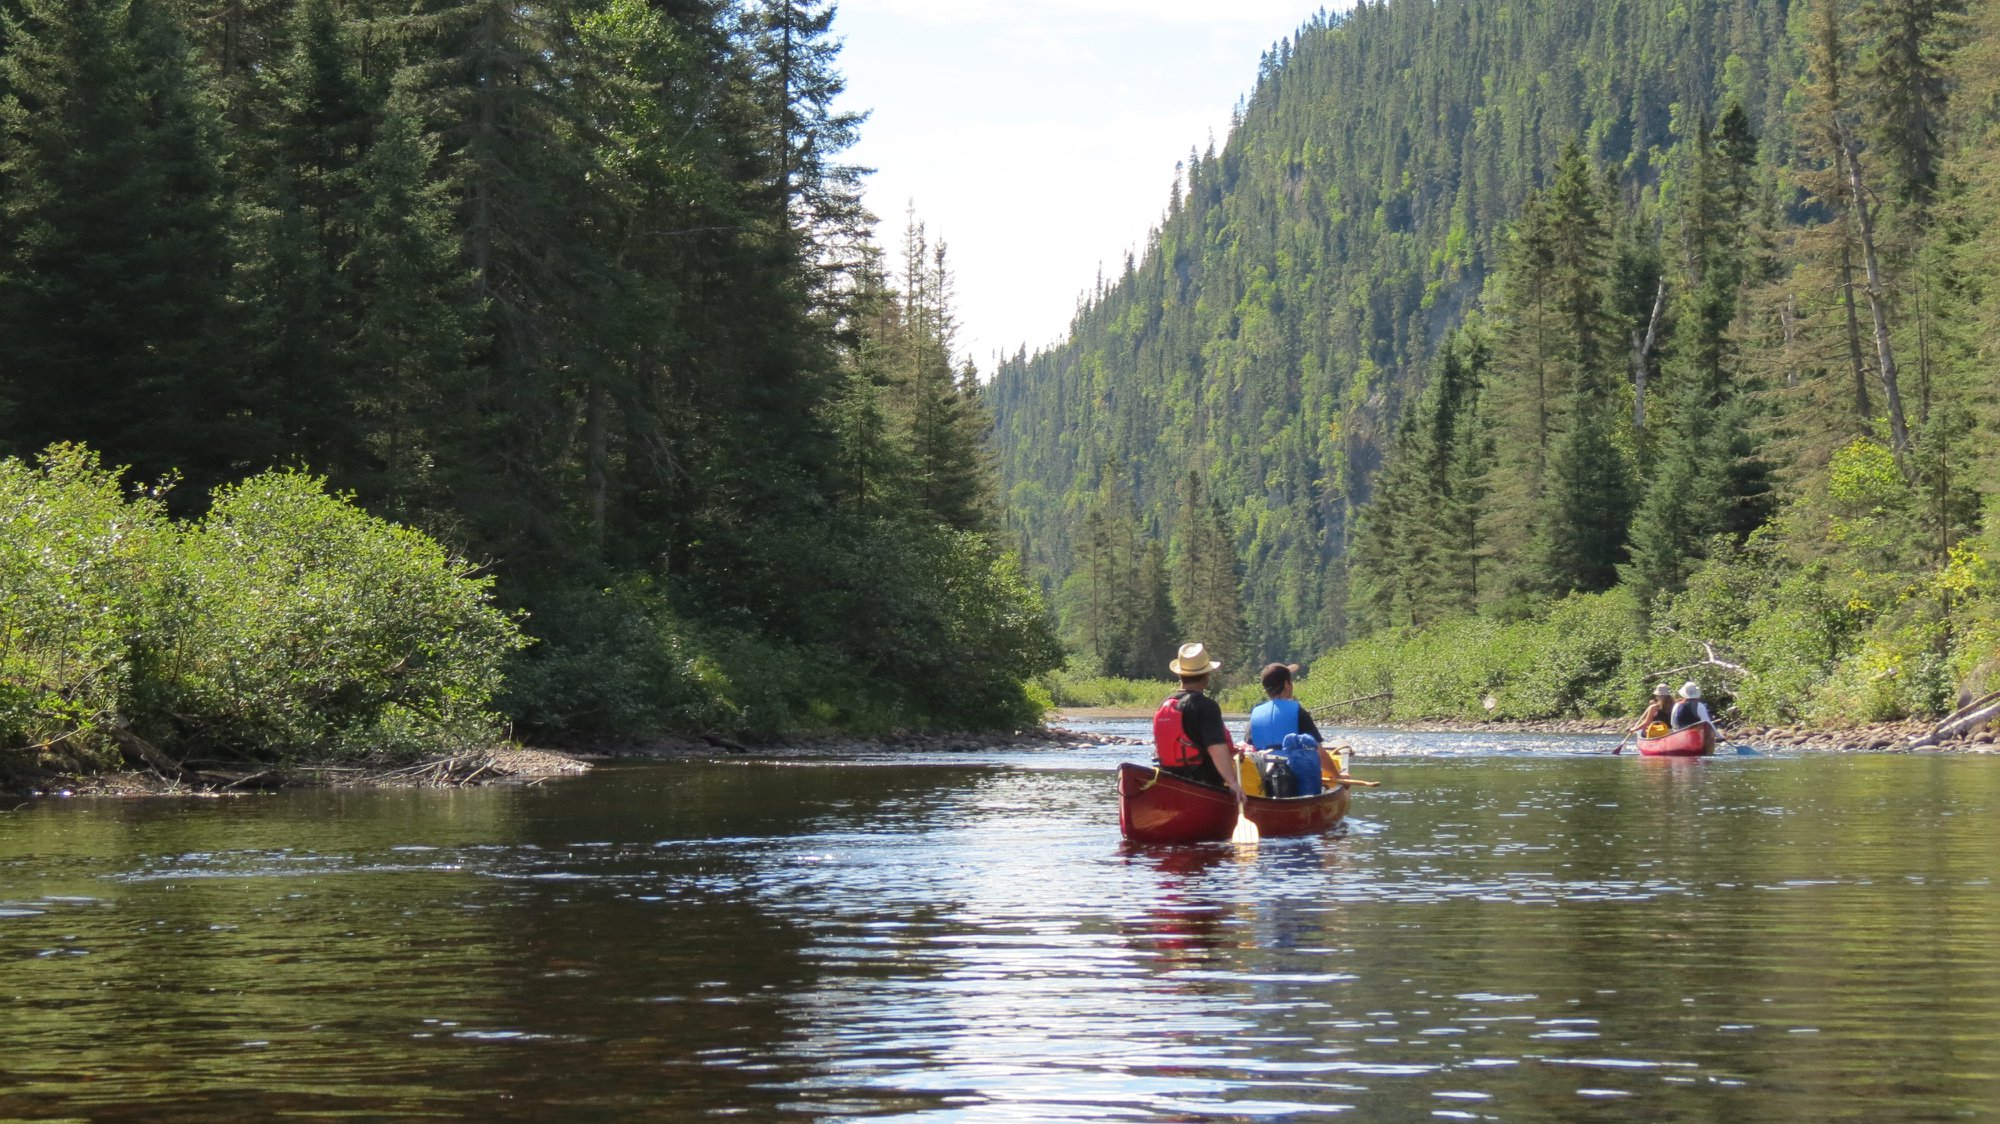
[
  {"xmin": 1298, "ymin": 538, "xmax": 2000, "ymax": 731},
  {"xmin": 1043, "ymin": 662, "xmax": 1264, "ymax": 713}
]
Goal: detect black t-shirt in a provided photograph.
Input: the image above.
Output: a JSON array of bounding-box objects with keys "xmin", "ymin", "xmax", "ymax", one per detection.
[
  {"xmin": 1177, "ymin": 690, "xmax": 1230, "ymax": 750},
  {"xmin": 1296, "ymin": 707, "xmax": 1322, "ymax": 743}
]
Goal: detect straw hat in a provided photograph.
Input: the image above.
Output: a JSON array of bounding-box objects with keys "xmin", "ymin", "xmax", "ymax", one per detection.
[
  {"xmin": 1653, "ymin": 683, "xmax": 1673, "ymax": 698},
  {"xmin": 1168, "ymin": 642, "xmax": 1221, "ymax": 677},
  {"xmin": 1679, "ymin": 681, "xmax": 1702, "ymax": 699}
]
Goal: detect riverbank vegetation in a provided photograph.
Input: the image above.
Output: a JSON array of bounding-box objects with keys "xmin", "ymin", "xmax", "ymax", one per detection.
[
  {"xmin": 0, "ymin": 0, "xmax": 1058, "ymax": 766},
  {"xmin": 993, "ymin": 0, "xmax": 2000, "ymax": 730},
  {"xmin": 0, "ymin": 445, "xmax": 523, "ymax": 770},
  {"xmin": 1043, "ymin": 662, "xmax": 1262, "ymax": 713}
]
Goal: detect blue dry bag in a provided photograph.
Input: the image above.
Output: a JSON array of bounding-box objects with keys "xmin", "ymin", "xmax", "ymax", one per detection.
[{"xmin": 1280, "ymin": 734, "xmax": 1322, "ymax": 797}]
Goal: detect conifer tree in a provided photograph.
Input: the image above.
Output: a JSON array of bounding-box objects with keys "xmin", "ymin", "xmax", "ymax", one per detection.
[
  {"xmin": 751, "ymin": 0, "xmax": 868, "ymax": 284},
  {"xmin": 0, "ymin": 0, "xmax": 241, "ymax": 488},
  {"xmin": 1347, "ymin": 333, "xmax": 1491, "ymax": 633},
  {"xmin": 236, "ymin": 0, "xmax": 376, "ymax": 479},
  {"xmin": 344, "ymin": 81, "xmax": 480, "ymax": 515},
  {"xmin": 828, "ymin": 259, "xmax": 898, "ymax": 519},
  {"xmin": 895, "ymin": 221, "xmax": 993, "ymax": 532},
  {"xmin": 1858, "ymin": 0, "xmax": 1968, "ymax": 214},
  {"xmin": 1125, "ymin": 539, "xmax": 1180, "ymax": 677},
  {"xmin": 1172, "ymin": 472, "xmax": 1247, "ymax": 676},
  {"xmin": 1624, "ymin": 107, "xmax": 1774, "ymax": 596}
]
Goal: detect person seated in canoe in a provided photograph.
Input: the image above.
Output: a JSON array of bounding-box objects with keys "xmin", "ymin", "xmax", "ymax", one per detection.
[
  {"xmin": 1151, "ymin": 642, "xmax": 1247, "ymax": 801},
  {"xmin": 1243, "ymin": 662, "xmax": 1345, "ymax": 783},
  {"xmin": 1670, "ymin": 681, "xmax": 1723, "ymax": 740},
  {"xmin": 1628, "ymin": 683, "xmax": 1674, "ymax": 740}
]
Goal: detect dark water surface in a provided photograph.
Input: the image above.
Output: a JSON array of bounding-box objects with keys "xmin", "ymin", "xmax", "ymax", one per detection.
[{"xmin": 3, "ymin": 725, "xmax": 1997, "ymax": 1121}]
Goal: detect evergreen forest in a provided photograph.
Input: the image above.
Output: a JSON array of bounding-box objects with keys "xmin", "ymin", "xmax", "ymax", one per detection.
[
  {"xmin": 0, "ymin": 0, "xmax": 1057, "ymax": 764},
  {"xmin": 992, "ymin": 0, "xmax": 2000, "ymax": 727}
]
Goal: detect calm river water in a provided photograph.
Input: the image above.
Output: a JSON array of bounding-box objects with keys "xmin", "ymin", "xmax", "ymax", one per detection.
[{"xmin": 3, "ymin": 723, "xmax": 1997, "ymax": 1121}]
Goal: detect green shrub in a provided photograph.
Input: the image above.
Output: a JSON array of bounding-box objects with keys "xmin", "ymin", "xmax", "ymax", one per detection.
[
  {"xmin": 501, "ymin": 579, "xmax": 722, "ymax": 736},
  {"xmin": 505, "ymin": 523, "xmax": 1062, "ymax": 738},
  {"xmin": 1, "ymin": 448, "xmax": 526, "ymax": 764},
  {"xmin": 134, "ymin": 470, "xmax": 527, "ymax": 760},
  {"xmin": 1044, "ymin": 661, "xmax": 1175, "ymax": 709},
  {"xmin": 1299, "ymin": 591, "xmax": 1642, "ymax": 723},
  {"xmin": 0, "ymin": 446, "xmax": 165, "ymax": 763}
]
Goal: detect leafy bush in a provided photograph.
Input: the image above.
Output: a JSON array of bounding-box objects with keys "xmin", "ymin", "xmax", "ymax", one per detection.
[
  {"xmin": 1043, "ymin": 661, "xmax": 1175, "ymax": 709},
  {"xmin": 503, "ymin": 521, "xmax": 1063, "ymax": 737},
  {"xmin": 500, "ymin": 579, "xmax": 721, "ymax": 737},
  {"xmin": 136, "ymin": 471, "xmax": 527, "ymax": 759},
  {"xmin": 1300, "ymin": 525, "xmax": 2000, "ymax": 730},
  {"xmin": 1, "ymin": 448, "xmax": 526, "ymax": 764},
  {"xmin": 1298, "ymin": 591, "xmax": 1643, "ymax": 722},
  {"xmin": 0, "ymin": 446, "xmax": 164, "ymax": 763}
]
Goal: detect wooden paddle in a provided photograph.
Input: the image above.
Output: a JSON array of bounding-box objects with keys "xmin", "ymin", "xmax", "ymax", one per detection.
[
  {"xmin": 1230, "ymin": 794, "xmax": 1260, "ymax": 843},
  {"xmin": 1611, "ymin": 730, "xmax": 1634, "ymax": 756}
]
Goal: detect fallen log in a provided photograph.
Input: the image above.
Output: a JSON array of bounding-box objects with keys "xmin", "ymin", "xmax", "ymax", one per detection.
[
  {"xmin": 108, "ymin": 726, "xmax": 197, "ymax": 782},
  {"xmin": 1907, "ymin": 690, "xmax": 2000, "ymax": 749}
]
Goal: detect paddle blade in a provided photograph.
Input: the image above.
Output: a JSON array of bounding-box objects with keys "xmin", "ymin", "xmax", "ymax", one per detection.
[{"xmin": 1231, "ymin": 805, "xmax": 1260, "ymax": 844}]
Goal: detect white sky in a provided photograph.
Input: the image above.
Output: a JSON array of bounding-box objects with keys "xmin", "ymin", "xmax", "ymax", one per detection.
[{"xmin": 833, "ymin": 0, "xmax": 1340, "ymax": 371}]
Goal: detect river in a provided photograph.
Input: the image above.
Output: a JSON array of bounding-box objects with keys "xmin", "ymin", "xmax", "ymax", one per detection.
[{"xmin": 2, "ymin": 722, "xmax": 1996, "ymax": 1121}]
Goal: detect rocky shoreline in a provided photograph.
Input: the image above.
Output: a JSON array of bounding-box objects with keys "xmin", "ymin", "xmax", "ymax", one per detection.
[
  {"xmin": 1350, "ymin": 715, "xmax": 1998, "ymax": 752},
  {"xmin": 13, "ymin": 712, "xmax": 1991, "ymax": 800},
  {"xmin": 6, "ymin": 726, "xmax": 1115, "ymax": 800}
]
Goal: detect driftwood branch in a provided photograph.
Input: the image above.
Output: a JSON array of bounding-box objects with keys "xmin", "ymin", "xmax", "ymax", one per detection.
[
  {"xmin": 1649, "ymin": 629, "xmax": 1751, "ymax": 681},
  {"xmin": 366, "ymin": 751, "xmax": 501, "ymax": 787},
  {"xmin": 1908, "ymin": 690, "xmax": 2000, "ymax": 749},
  {"xmin": 1310, "ymin": 691, "xmax": 1391, "ymax": 714},
  {"xmin": 108, "ymin": 725, "xmax": 196, "ymax": 782}
]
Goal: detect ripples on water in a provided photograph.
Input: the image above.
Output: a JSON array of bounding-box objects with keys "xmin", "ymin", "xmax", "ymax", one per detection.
[{"xmin": 1, "ymin": 725, "xmax": 1996, "ymax": 1121}]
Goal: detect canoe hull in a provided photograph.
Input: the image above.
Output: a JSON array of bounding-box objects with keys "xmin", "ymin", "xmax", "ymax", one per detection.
[
  {"xmin": 1117, "ymin": 762, "xmax": 1352, "ymax": 844},
  {"xmin": 1637, "ymin": 725, "xmax": 1714, "ymax": 757}
]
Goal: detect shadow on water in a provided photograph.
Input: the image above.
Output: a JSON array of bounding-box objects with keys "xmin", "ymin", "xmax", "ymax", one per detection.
[{"xmin": 1, "ymin": 734, "xmax": 1997, "ymax": 1120}]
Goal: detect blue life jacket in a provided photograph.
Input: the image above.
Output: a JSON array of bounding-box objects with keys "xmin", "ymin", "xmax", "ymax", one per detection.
[{"xmin": 1248, "ymin": 698, "xmax": 1303, "ymax": 750}]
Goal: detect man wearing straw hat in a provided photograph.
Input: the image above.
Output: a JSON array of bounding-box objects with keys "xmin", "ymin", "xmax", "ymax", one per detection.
[{"xmin": 1153, "ymin": 642, "xmax": 1245, "ymax": 800}]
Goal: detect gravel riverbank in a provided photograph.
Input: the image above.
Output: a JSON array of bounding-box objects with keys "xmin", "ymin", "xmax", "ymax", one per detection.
[{"xmin": 14, "ymin": 711, "xmax": 1992, "ymax": 801}]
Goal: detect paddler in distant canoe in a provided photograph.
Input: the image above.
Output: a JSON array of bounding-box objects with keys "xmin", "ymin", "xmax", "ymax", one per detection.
[
  {"xmin": 1151, "ymin": 643, "xmax": 1247, "ymax": 800},
  {"xmin": 1670, "ymin": 681, "xmax": 1724, "ymax": 741},
  {"xmin": 1628, "ymin": 682, "xmax": 1675, "ymax": 740},
  {"xmin": 1243, "ymin": 661, "xmax": 1346, "ymax": 785}
]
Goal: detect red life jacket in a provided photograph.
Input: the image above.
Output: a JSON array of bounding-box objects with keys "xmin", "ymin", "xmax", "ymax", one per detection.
[{"xmin": 1152, "ymin": 694, "xmax": 1205, "ymax": 768}]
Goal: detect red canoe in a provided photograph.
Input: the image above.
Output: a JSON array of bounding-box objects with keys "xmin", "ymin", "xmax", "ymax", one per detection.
[
  {"xmin": 1637, "ymin": 724, "xmax": 1715, "ymax": 757},
  {"xmin": 1117, "ymin": 762, "xmax": 1353, "ymax": 844}
]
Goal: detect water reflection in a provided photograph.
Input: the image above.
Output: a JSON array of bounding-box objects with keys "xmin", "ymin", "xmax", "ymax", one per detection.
[
  {"xmin": 0, "ymin": 736, "xmax": 1996, "ymax": 1120},
  {"xmin": 1125, "ymin": 845, "xmax": 1247, "ymax": 972}
]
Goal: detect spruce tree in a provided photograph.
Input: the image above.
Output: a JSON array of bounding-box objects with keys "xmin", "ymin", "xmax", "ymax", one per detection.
[
  {"xmin": 344, "ymin": 81, "xmax": 480, "ymax": 515},
  {"xmin": 1624, "ymin": 107, "xmax": 1774, "ymax": 596},
  {"xmin": 1172, "ymin": 472, "xmax": 1247, "ymax": 676},
  {"xmin": 895, "ymin": 223, "xmax": 993, "ymax": 532},
  {"xmin": 0, "ymin": 0, "xmax": 241, "ymax": 488},
  {"xmin": 1125, "ymin": 539, "xmax": 1179, "ymax": 678},
  {"xmin": 236, "ymin": 0, "xmax": 376, "ymax": 479},
  {"xmin": 1858, "ymin": 0, "xmax": 1968, "ymax": 213},
  {"xmin": 1538, "ymin": 388, "xmax": 1636, "ymax": 593}
]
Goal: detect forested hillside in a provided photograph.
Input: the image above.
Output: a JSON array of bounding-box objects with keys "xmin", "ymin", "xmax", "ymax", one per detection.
[
  {"xmin": 0, "ymin": 0, "xmax": 1057, "ymax": 748},
  {"xmin": 991, "ymin": 0, "xmax": 1797, "ymax": 671},
  {"xmin": 995, "ymin": 0, "xmax": 2000, "ymax": 731}
]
